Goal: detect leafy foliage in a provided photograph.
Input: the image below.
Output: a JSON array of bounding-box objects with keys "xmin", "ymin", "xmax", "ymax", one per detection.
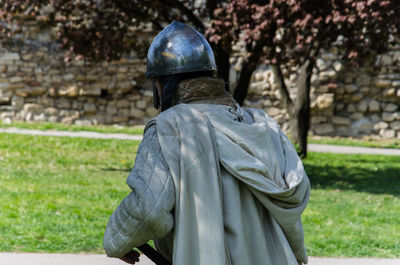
[{"xmin": 1, "ymin": 0, "xmax": 398, "ymax": 78}]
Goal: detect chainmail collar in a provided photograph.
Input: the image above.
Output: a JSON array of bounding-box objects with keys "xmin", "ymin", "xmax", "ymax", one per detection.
[{"xmin": 172, "ymin": 77, "xmax": 237, "ymax": 108}]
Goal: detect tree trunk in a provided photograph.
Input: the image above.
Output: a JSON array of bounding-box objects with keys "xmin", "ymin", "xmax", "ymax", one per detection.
[
  {"xmin": 233, "ymin": 59, "xmax": 258, "ymax": 105},
  {"xmin": 213, "ymin": 43, "xmax": 231, "ymax": 90},
  {"xmin": 271, "ymin": 60, "xmax": 313, "ymax": 158},
  {"xmin": 291, "ymin": 59, "xmax": 314, "ymax": 158}
]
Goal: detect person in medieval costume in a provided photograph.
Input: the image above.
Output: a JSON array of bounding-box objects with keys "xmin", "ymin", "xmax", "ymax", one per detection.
[{"xmin": 103, "ymin": 21, "xmax": 310, "ymax": 265}]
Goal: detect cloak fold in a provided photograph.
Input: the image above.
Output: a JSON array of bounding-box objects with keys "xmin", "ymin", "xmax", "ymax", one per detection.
[{"xmin": 154, "ymin": 103, "xmax": 310, "ymax": 265}]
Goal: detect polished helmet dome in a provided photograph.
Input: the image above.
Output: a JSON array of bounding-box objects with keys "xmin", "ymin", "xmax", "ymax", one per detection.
[{"xmin": 146, "ymin": 21, "xmax": 217, "ymax": 78}]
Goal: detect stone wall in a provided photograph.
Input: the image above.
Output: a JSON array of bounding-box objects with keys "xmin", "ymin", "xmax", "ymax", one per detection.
[
  {"xmin": 0, "ymin": 20, "xmax": 399, "ymax": 139},
  {"xmin": 0, "ymin": 21, "xmax": 157, "ymax": 126},
  {"xmin": 243, "ymin": 48, "xmax": 400, "ymax": 139}
]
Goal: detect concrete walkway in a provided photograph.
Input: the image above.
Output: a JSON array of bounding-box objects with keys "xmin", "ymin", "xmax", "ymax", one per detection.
[
  {"xmin": 0, "ymin": 253, "xmax": 399, "ymax": 265},
  {"xmin": 1, "ymin": 127, "xmax": 399, "ymax": 156},
  {"xmin": 308, "ymin": 143, "xmax": 400, "ymax": 156},
  {"xmin": 0, "ymin": 127, "xmax": 143, "ymax": 141}
]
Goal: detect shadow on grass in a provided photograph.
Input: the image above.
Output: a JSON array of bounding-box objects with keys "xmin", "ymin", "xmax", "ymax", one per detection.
[
  {"xmin": 304, "ymin": 155, "xmax": 400, "ymax": 197},
  {"xmin": 101, "ymin": 167, "xmax": 131, "ymax": 172}
]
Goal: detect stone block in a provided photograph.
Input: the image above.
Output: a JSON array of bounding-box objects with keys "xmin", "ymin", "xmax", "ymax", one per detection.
[
  {"xmin": 375, "ymin": 79, "xmax": 391, "ymax": 88},
  {"xmin": 79, "ymin": 87, "xmax": 101, "ymax": 96},
  {"xmin": 112, "ymin": 116, "xmax": 129, "ymax": 123},
  {"xmin": 143, "ymin": 90, "xmax": 153, "ymax": 98},
  {"xmin": 44, "ymin": 107, "xmax": 58, "ymax": 116},
  {"xmin": 64, "ymin": 73, "xmax": 75, "ymax": 81},
  {"xmin": 33, "ymin": 113, "xmax": 46, "ymax": 122},
  {"xmin": 333, "ymin": 61, "xmax": 343, "ymax": 72},
  {"xmin": 43, "ymin": 75, "xmax": 52, "ymax": 83},
  {"xmin": 0, "ymin": 52, "xmax": 20, "ymax": 63},
  {"xmin": 39, "ymin": 97, "xmax": 54, "ymax": 107},
  {"xmin": 130, "ymin": 108, "xmax": 145, "ymax": 119},
  {"xmin": 116, "ymin": 66, "xmax": 127, "ymax": 73},
  {"xmin": 311, "ymin": 116, "xmax": 327, "ymax": 124},
  {"xmin": 56, "ymin": 99, "xmax": 71, "ymax": 109},
  {"xmin": 321, "ymin": 53, "xmax": 336, "ymax": 60},
  {"xmin": 332, "ymin": 116, "xmax": 351, "ymax": 125},
  {"xmin": 119, "ymin": 108, "xmax": 130, "ymax": 117},
  {"xmin": 352, "ymin": 93, "xmax": 363, "ymax": 102},
  {"xmin": 7, "ymin": 65, "xmax": 18, "ymax": 72},
  {"xmin": 357, "ymin": 100, "xmax": 368, "ymax": 112},
  {"xmin": 313, "ymin": 123, "xmax": 334, "ymax": 135},
  {"xmin": 370, "ymin": 114, "xmax": 380, "ymax": 123},
  {"xmin": 23, "ymin": 103, "xmax": 42, "ymax": 114},
  {"xmin": 326, "ymin": 70, "xmax": 337, "ymax": 79},
  {"xmin": 316, "ymin": 94, "xmax": 334, "ymax": 110},
  {"xmin": 11, "ymin": 95, "xmax": 24, "ymax": 107},
  {"xmin": 392, "ymin": 80, "xmax": 400, "ymax": 87},
  {"xmin": 379, "ymin": 129, "xmax": 396, "ymax": 138},
  {"xmin": 383, "ymin": 88, "xmax": 396, "ymax": 97},
  {"xmin": 20, "ymin": 67, "xmax": 33, "ymax": 74},
  {"xmin": 368, "ymin": 100, "xmax": 380, "ymax": 112},
  {"xmin": 60, "ymin": 111, "xmax": 80, "ymax": 124},
  {"xmin": 16, "ymin": 87, "xmax": 46, "ymax": 97},
  {"xmin": 47, "ymin": 115, "xmax": 58, "ymax": 122},
  {"xmin": 106, "ymin": 106, "xmax": 118, "ymax": 115},
  {"xmin": 360, "ymin": 86, "xmax": 370, "ymax": 93},
  {"xmin": 347, "ymin": 104, "xmax": 356, "ymax": 112},
  {"xmin": 58, "ymin": 85, "xmax": 79, "ymax": 97},
  {"xmin": 345, "ymin": 85, "xmax": 358, "ymax": 93},
  {"xmin": 388, "ymin": 120, "xmax": 400, "ymax": 130},
  {"xmin": 384, "ymin": 103, "xmax": 398, "ymax": 112},
  {"xmin": 136, "ymin": 100, "xmax": 147, "ymax": 110},
  {"xmin": 36, "ymin": 75, "xmax": 44, "ymax": 83},
  {"xmin": 74, "ymin": 119, "xmax": 92, "ymax": 126},
  {"xmin": 52, "ymin": 75, "xmax": 63, "ymax": 83},
  {"xmin": 146, "ymin": 108, "xmax": 159, "ymax": 117},
  {"xmin": 0, "ymin": 88, "xmax": 12, "ymax": 103},
  {"xmin": 267, "ymin": 107, "xmax": 281, "ymax": 117},
  {"xmin": 9, "ymin": 76, "xmax": 23, "ymax": 83},
  {"xmin": 83, "ymin": 103, "xmax": 97, "ymax": 114},
  {"xmin": 350, "ymin": 113, "xmax": 363, "ymax": 121},
  {"xmin": 380, "ymin": 54, "xmax": 393, "ymax": 65},
  {"xmin": 22, "ymin": 53, "xmax": 33, "ymax": 61},
  {"xmin": 374, "ymin": 121, "xmax": 388, "ymax": 130},
  {"xmin": 116, "ymin": 99, "xmax": 130, "ymax": 108},
  {"xmin": 72, "ymin": 101, "xmax": 83, "ymax": 110},
  {"xmin": 382, "ymin": 112, "xmax": 395, "ymax": 122},
  {"xmin": 1, "ymin": 117, "xmax": 12, "ymax": 124},
  {"xmin": 351, "ymin": 118, "xmax": 373, "ymax": 132},
  {"xmin": 117, "ymin": 74, "xmax": 128, "ymax": 81}
]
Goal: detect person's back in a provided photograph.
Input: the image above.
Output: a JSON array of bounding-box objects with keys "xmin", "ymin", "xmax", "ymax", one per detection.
[{"xmin": 103, "ymin": 21, "xmax": 310, "ymax": 265}]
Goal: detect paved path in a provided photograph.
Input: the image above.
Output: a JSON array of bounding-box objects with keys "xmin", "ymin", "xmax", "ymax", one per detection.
[
  {"xmin": 1, "ymin": 253, "xmax": 399, "ymax": 265},
  {"xmin": 308, "ymin": 143, "xmax": 400, "ymax": 156},
  {"xmin": 0, "ymin": 127, "xmax": 143, "ymax": 141},
  {"xmin": 1, "ymin": 127, "xmax": 399, "ymax": 156}
]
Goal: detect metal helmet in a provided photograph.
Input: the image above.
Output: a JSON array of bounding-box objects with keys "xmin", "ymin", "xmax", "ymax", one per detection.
[{"xmin": 145, "ymin": 21, "xmax": 217, "ymax": 78}]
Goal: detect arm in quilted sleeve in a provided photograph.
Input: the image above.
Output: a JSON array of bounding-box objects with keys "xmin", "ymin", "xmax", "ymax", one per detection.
[{"xmin": 103, "ymin": 124, "xmax": 175, "ymax": 258}]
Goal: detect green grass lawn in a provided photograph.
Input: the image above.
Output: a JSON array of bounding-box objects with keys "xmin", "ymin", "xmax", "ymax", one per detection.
[
  {"xmin": 0, "ymin": 132, "xmax": 399, "ymax": 257},
  {"xmin": 0, "ymin": 133, "xmax": 139, "ymax": 253},
  {"xmin": 302, "ymin": 152, "xmax": 400, "ymax": 257}
]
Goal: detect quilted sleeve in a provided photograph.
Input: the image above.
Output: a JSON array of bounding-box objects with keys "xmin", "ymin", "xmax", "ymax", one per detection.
[{"xmin": 103, "ymin": 124, "xmax": 175, "ymax": 258}]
